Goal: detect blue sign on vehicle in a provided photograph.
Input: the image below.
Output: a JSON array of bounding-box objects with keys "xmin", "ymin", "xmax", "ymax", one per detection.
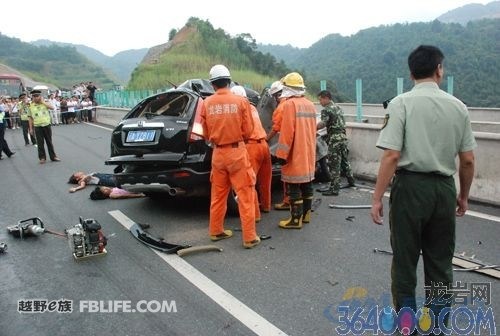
[{"xmin": 126, "ymin": 130, "xmax": 156, "ymax": 143}]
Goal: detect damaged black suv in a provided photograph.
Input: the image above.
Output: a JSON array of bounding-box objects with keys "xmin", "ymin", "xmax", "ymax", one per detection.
[{"xmin": 105, "ymin": 79, "xmax": 279, "ymax": 212}]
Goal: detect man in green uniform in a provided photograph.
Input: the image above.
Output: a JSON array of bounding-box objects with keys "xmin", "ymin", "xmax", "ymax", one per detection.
[
  {"xmin": 370, "ymin": 45, "xmax": 476, "ymax": 329},
  {"xmin": 28, "ymin": 90, "xmax": 61, "ymax": 164},
  {"xmin": 316, "ymin": 90, "xmax": 355, "ymax": 196},
  {"xmin": 18, "ymin": 93, "xmax": 36, "ymax": 146}
]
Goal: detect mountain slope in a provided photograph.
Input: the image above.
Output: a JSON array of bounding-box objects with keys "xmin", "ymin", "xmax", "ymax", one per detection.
[
  {"xmin": 128, "ymin": 17, "xmax": 291, "ymax": 92},
  {"xmin": 437, "ymin": 0, "xmax": 500, "ymax": 24},
  {"xmin": 31, "ymin": 39, "xmax": 147, "ymax": 84},
  {"xmin": 0, "ymin": 34, "xmax": 115, "ymax": 89}
]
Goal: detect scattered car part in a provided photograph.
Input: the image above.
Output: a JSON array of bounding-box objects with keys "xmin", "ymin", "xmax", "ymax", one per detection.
[
  {"xmin": 0, "ymin": 242, "xmax": 7, "ymax": 253},
  {"xmin": 176, "ymin": 246, "xmax": 223, "ymax": 257},
  {"xmin": 374, "ymin": 248, "xmax": 500, "ymax": 279},
  {"xmin": 329, "ymin": 203, "xmax": 372, "ymax": 209},
  {"xmin": 130, "ymin": 222, "xmax": 190, "ymax": 254},
  {"xmin": 452, "ymin": 253, "xmax": 500, "ymax": 279},
  {"xmin": 129, "ymin": 222, "xmax": 221, "ymax": 257},
  {"xmin": 66, "ymin": 217, "xmax": 107, "ymax": 260},
  {"xmin": 373, "ymin": 248, "xmax": 393, "ymax": 255}
]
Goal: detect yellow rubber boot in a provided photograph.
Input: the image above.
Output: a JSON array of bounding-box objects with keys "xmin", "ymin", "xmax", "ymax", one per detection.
[
  {"xmin": 302, "ymin": 197, "xmax": 313, "ymax": 224},
  {"xmin": 274, "ymin": 201, "xmax": 290, "ymax": 210},
  {"xmin": 279, "ymin": 200, "xmax": 303, "ymax": 229}
]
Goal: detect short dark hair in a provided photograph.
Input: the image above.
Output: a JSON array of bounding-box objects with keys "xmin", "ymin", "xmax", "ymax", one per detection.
[
  {"xmin": 68, "ymin": 174, "xmax": 79, "ymax": 184},
  {"xmin": 317, "ymin": 90, "xmax": 332, "ymax": 99},
  {"xmin": 408, "ymin": 45, "xmax": 444, "ymax": 80},
  {"xmin": 90, "ymin": 187, "xmax": 107, "ymax": 200},
  {"xmin": 211, "ymin": 78, "xmax": 231, "ymax": 89}
]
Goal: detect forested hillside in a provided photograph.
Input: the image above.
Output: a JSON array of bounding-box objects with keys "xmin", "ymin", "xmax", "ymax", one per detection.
[
  {"xmin": 32, "ymin": 40, "xmax": 148, "ymax": 84},
  {"xmin": 128, "ymin": 17, "xmax": 291, "ymax": 93},
  {"xmin": 0, "ymin": 34, "xmax": 115, "ymax": 89},
  {"xmin": 262, "ymin": 19, "xmax": 500, "ymax": 107}
]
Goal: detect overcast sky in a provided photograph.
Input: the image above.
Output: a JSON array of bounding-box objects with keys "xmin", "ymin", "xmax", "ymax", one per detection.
[{"xmin": 0, "ymin": 0, "xmax": 492, "ymax": 56}]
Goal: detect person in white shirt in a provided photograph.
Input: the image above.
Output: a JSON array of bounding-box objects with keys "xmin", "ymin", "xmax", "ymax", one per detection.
[
  {"xmin": 80, "ymin": 97, "xmax": 93, "ymax": 122},
  {"xmin": 48, "ymin": 94, "xmax": 59, "ymax": 125},
  {"xmin": 67, "ymin": 96, "xmax": 78, "ymax": 123}
]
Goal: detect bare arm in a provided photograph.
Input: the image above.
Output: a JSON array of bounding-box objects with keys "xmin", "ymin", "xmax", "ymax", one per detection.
[
  {"xmin": 69, "ymin": 180, "xmax": 87, "ymax": 193},
  {"xmin": 456, "ymin": 150, "xmax": 475, "ymax": 216},
  {"xmin": 371, "ymin": 149, "xmax": 401, "ymax": 225},
  {"xmin": 28, "ymin": 117, "xmax": 34, "ymax": 133},
  {"xmin": 109, "ymin": 190, "xmax": 146, "ymax": 199}
]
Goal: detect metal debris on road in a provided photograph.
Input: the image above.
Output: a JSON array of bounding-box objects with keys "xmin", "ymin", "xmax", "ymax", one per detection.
[{"xmin": 329, "ymin": 204, "xmax": 372, "ymax": 209}]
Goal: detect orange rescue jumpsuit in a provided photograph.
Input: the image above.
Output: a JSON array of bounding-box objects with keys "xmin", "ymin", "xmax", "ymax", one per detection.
[
  {"xmin": 275, "ymin": 96, "xmax": 317, "ymax": 184},
  {"xmin": 201, "ymin": 88, "xmax": 257, "ymax": 243},
  {"xmin": 246, "ymin": 104, "xmax": 272, "ymax": 217}
]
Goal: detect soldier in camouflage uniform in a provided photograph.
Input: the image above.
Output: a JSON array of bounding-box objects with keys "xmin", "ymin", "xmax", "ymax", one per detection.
[{"xmin": 316, "ymin": 90, "xmax": 355, "ymax": 196}]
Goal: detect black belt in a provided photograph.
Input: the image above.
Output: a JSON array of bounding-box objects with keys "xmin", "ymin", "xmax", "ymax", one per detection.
[
  {"xmin": 215, "ymin": 141, "xmax": 241, "ymax": 148},
  {"xmin": 245, "ymin": 139, "xmax": 264, "ymax": 144},
  {"xmin": 395, "ymin": 169, "xmax": 448, "ymax": 178}
]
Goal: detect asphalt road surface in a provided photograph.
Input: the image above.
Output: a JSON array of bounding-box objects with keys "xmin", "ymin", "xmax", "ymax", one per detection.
[{"xmin": 0, "ymin": 123, "xmax": 498, "ymax": 336}]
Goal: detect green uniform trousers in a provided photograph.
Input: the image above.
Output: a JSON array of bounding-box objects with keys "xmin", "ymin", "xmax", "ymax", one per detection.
[{"xmin": 389, "ymin": 170, "xmax": 456, "ymax": 327}]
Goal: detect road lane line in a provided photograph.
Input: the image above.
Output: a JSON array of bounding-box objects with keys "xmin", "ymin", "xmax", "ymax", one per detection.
[
  {"xmin": 108, "ymin": 210, "xmax": 288, "ymax": 336},
  {"xmin": 85, "ymin": 122, "xmax": 113, "ymax": 131},
  {"xmin": 464, "ymin": 210, "xmax": 500, "ymax": 223}
]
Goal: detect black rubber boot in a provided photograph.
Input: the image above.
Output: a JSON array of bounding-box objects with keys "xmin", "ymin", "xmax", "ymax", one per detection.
[
  {"xmin": 279, "ymin": 200, "xmax": 303, "ymax": 229},
  {"xmin": 302, "ymin": 197, "xmax": 313, "ymax": 223}
]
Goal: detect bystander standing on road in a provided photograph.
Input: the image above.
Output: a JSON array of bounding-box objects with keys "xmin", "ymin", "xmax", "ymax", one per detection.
[
  {"xmin": 316, "ymin": 90, "xmax": 355, "ymax": 196},
  {"xmin": 200, "ymin": 64, "xmax": 261, "ymax": 249},
  {"xmin": 48, "ymin": 93, "xmax": 60, "ymax": 125},
  {"xmin": 275, "ymin": 72, "xmax": 317, "ymax": 229},
  {"xmin": 28, "ymin": 90, "xmax": 61, "ymax": 164},
  {"xmin": 370, "ymin": 45, "xmax": 476, "ymax": 328},
  {"xmin": 17, "ymin": 93, "xmax": 36, "ymax": 146},
  {"xmin": 0, "ymin": 104, "xmax": 15, "ymax": 160}
]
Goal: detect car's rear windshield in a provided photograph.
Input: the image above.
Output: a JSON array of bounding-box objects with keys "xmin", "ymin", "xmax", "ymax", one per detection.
[{"xmin": 136, "ymin": 92, "xmax": 192, "ymax": 118}]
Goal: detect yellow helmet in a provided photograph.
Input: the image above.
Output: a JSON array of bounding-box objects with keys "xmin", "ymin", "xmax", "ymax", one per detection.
[{"xmin": 281, "ymin": 72, "xmax": 305, "ymax": 88}]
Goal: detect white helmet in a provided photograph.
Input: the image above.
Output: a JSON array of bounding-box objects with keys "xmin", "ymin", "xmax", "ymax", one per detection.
[
  {"xmin": 209, "ymin": 64, "xmax": 231, "ymax": 82},
  {"xmin": 230, "ymin": 85, "xmax": 247, "ymax": 97},
  {"xmin": 268, "ymin": 81, "xmax": 283, "ymax": 95}
]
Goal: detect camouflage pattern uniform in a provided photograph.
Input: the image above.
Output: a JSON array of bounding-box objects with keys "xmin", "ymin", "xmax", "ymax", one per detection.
[{"xmin": 321, "ymin": 102, "xmax": 355, "ymax": 194}]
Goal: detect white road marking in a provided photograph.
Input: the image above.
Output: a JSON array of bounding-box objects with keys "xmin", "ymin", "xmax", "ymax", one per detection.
[
  {"xmin": 85, "ymin": 122, "xmax": 113, "ymax": 131},
  {"xmin": 464, "ymin": 210, "xmax": 500, "ymax": 223},
  {"xmin": 108, "ymin": 210, "xmax": 288, "ymax": 336}
]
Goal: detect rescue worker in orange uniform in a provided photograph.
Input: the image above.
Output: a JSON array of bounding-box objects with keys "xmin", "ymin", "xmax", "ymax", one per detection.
[
  {"xmin": 275, "ymin": 72, "xmax": 317, "ymax": 229},
  {"xmin": 200, "ymin": 65, "xmax": 261, "ymax": 249},
  {"xmin": 231, "ymin": 85, "xmax": 272, "ymax": 220},
  {"xmin": 265, "ymin": 81, "xmax": 290, "ymax": 211}
]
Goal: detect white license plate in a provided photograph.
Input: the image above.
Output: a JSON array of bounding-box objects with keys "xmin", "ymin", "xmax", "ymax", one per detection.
[{"xmin": 126, "ymin": 130, "xmax": 156, "ymax": 143}]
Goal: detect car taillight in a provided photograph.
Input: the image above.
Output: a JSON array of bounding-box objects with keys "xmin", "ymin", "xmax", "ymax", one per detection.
[
  {"xmin": 189, "ymin": 98, "xmax": 204, "ymax": 142},
  {"xmin": 173, "ymin": 171, "xmax": 191, "ymax": 178}
]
